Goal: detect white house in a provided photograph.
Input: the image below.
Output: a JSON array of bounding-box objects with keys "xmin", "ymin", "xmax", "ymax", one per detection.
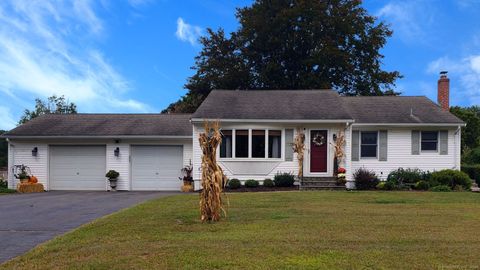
[{"xmin": 3, "ymin": 73, "xmax": 464, "ymax": 191}]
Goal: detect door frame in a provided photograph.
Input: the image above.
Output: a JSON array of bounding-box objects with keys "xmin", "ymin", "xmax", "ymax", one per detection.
[{"xmin": 304, "ymin": 128, "xmax": 333, "ymax": 177}]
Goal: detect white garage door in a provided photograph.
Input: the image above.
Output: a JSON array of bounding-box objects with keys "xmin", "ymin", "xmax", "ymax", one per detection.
[
  {"xmin": 131, "ymin": 145, "xmax": 183, "ymax": 191},
  {"xmin": 49, "ymin": 146, "xmax": 106, "ymax": 190}
]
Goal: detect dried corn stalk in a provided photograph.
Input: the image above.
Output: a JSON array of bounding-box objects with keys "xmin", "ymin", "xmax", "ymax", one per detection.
[
  {"xmin": 292, "ymin": 128, "xmax": 306, "ymax": 179},
  {"xmin": 331, "ymin": 129, "xmax": 346, "ymax": 165},
  {"xmin": 199, "ymin": 121, "xmax": 227, "ymax": 222}
]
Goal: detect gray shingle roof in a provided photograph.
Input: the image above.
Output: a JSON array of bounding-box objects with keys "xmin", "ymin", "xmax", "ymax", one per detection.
[
  {"xmin": 4, "ymin": 114, "xmax": 192, "ymax": 137},
  {"xmin": 192, "ymin": 90, "xmax": 353, "ymax": 120},
  {"xmin": 342, "ymin": 96, "xmax": 464, "ymax": 124},
  {"xmin": 193, "ymin": 90, "xmax": 464, "ymax": 124}
]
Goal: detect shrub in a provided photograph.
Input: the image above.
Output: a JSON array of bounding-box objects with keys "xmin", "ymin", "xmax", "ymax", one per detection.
[
  {"xmin": 0, "ymin": 179, "xmax": 7, "ymax": 189},
  {"xmin": 387, "ymin": 168, "xmax": 424, "ymax": 184},
  {"xmin": 263, "ymin": 178, "xmax": 274, "ymax": 187},
  {"xmin": 461, "ymin": 164, "xmax": 480, "ymax": 184},
  {"xmin": 245, "ymin": 179, "xmax": 259, "ymax": 188},
  {"xmin": 430, "ymin": 169, "xmax": 472, "ymax": 190},
  {"xmin": 376, "ymin": 182, "xmax": 386, "ymax": 190},
  {"xmin": 429, "ymin": 185, "xmax": 452, "ymax": 192},
  {"xmin": 0, "ymin": 187, "xmax": 15, "ymax": 194},
  {"xmin": 273, "ymin": 172, "xmax": 295, "ymax": 187},
  {"xmin": 105, "ymin": 170, "xmax": 120, "ymax": 179},
  {"xmin": 353, "ymin": 168, "xmax": 379, "ymax": 190},
  {"xmin": 414, "ymin": 180, "xmax": 430, "ymax": 191},
  {"xmin": 227, "ymin": 178, "xmax": 241, "ymax": 189}
]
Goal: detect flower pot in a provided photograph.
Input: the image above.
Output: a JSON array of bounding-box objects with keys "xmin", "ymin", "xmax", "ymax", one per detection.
[{"xmin": 109, "ymin": 178, "xmax": 117, "ymax": 191}]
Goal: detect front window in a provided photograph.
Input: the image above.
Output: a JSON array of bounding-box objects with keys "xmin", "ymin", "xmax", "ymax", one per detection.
[
  {"xmin": 220, "ymin": 130, "xmax": 232, "ymax": 158},
  {"xmin": 251, "ymin": 130, "xmax": 266, "ymax": 158},
  {"xmin": 421, "ymin": 131, "xmax": 438, "ymax": 151},
  {"xmin": 235, "ymin": 130, "xmax": 249, "ymax": 158},
  {"xmin": 268, "ymin": 130, "xmax": 282, "ymax": 158},
  {"xmin": 361, "ymin": 131, "xmax": 378, "ymax": 158}
]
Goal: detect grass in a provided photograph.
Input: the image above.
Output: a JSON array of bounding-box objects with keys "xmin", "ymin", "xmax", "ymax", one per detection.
[{"xmin": 2, "ymin": 191, "xmax": 480, "ymax": 269}]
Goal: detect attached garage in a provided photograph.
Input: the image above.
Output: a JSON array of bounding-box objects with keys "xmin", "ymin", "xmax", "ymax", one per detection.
[
  {"xmin": 49, "ymin": 146, "xmax": 107, "ymax": 190},
  {"xmin": 131, "ymin": 145, "xmax": 183, "ymax": 191}
]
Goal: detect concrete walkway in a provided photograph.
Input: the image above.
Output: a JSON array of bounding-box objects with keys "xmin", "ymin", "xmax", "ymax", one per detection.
[{"xmin": 0, "ymin": 191, "xmax": 178, "ymax": 263}]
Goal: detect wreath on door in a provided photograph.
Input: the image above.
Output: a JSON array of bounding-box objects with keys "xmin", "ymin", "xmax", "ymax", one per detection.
[{"xmin": 312, "ymin": 133, "xmax": 326, "ymax": 146}]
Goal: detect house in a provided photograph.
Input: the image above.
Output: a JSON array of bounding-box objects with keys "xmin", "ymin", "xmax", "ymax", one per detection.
[{"xmin": 3, "ymin": 73, "xmax": 464, "ymax": 191}]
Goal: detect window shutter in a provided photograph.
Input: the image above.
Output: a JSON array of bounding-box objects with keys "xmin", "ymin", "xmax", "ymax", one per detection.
[
  {"xmin": 352, "ymin": 130, "xmax": 360, "ymax": 161},
  {"xmin": 411, "ymin": 130, "xmax": 420, "ymax": 155},
  {"xmin": 439, "ymin": 130, "xmax": 448, "ymax": 155},
  {"xmin": 285, "ymin": 129, "xmax": 294, "ymax": 161},
  {"xmin": 379, "ymin": 130, "xmax": 388, "ymax": 161}
]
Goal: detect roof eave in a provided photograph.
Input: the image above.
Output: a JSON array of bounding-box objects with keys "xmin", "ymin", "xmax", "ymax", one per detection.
[
  {"xmin": 191, "ymin": 118, "xmax": 355, "ymax": 124},
  {"xmin": 351, "ymin": 123, "xmax": 466, "ymax": 127},
  {"xmin": 3, "ymin": 135, "xmax": 193, "ymax": 139}
]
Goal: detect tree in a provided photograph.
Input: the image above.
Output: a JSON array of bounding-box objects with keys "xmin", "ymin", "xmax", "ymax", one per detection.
[
  {"xmin": 19, "ymin": 95, "xmax": 77, "ymax": 125},
  {"xmin": 164, "ymin": 0, "xmax": 401, "ymax": 113},
  {"xmin": 450, "ymin": 106, "xmax": 480, "ymax": 153}
]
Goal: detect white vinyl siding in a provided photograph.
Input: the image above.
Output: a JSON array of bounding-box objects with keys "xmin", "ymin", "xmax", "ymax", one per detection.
[
  {"xmin": 106, "ymin": 144, "xmax": 130, "ymax": 191},
  {"xmin": 131, "ymin": 145, "xmax": 183, "ymax": 191},
  {"xmin": 50, "ymin": 146, "xmax": 106, "ymax": 190},
  {"xmin": 351, "ymin": 128, "xmax": 458, "ymax": 181},
  {"xmin": 8, "ymin": 143, "xmax": 48, "ymax": 190}
]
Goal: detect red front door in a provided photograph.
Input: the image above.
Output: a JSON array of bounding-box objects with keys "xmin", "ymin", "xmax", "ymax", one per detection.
[{"xmin": 310, "ymin": 130, "xmax": 328, "ymax": 173}]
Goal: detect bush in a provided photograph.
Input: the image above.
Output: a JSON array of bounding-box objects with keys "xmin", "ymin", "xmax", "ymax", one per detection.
[
  {"xmin": 263, "ymin": 178, "xmax": 274, "ymax": 187},
  {"xmin": 0, "ymin": 187, "xmax": 15, "ymax": 194},
  {"xmin": 414, "ymin": 180, "xmax": 430, "ymax": 191},
  {"xmin": 245, "ymin": 179, "xmax": 259, "ymax": 188},
  {"xmin": 0, "ymin": 179, "xmax": 7, "ymax": 189},
  {"xmin": 353, "ymin": 168, "xmax": 379, "ymax": 190},
  {"xmin": 227, "ymin": 178, "xmax": 241, "ymax": 189},
  {"xmin": 273, "ymin": 172, "xmax": 295, "ymax": 187},
  {"xmin": 387, "ymin": 168, "xmax": 424, "ymax": 184},
  {"xmin": 429, "ymin": 185, "xmax": 452, "ymax": 192},
  {"xmin": 461, "ymin": 164, "xmax": 480, "ymax": 184},
  {"xmin": 430, "ymin": 169, "xmax": 472, "ymax": 190},
  {"xmin": 376, "ymin": 182, "xmax": 385, "ymax": 190}
]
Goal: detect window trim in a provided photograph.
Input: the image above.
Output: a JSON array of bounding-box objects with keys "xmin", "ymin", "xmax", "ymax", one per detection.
[
  {"xmin": 420, "ymin": 131, "xmax": 439, "ymax": 153},
  {"xmin": 219, "ymin": 128, "xmax": 283, "ymax": 161},
  {"xmin": 360, "ymin": 131, "xmax": 378, "ymax": 159}
]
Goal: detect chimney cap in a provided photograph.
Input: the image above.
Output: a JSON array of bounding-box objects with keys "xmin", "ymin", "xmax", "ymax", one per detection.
[{"xmin": 440, "ymin": 71, "xmax": 448, "ymax": 75}]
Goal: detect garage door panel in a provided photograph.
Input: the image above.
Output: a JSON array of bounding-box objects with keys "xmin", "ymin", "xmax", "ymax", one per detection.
[
  {"xmin": 131, "ymin": 145, "xmax": 183, "ymax": 191},
  {"xmin": 50, "ymin": 146, "xmax": 106, "ymax": 190}
]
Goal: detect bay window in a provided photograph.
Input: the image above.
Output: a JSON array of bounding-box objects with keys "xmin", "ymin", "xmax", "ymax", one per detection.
[
  {"xmin": 268, "ymin": 130, "xmax": 282, "ymax": 158},
  {"xmin": 235, "ymin": 130, "xmax": 249, "ymax": 158},
  {"xmin": 252, "ymin": 130, "xmax": 266, "ymax": 158}
]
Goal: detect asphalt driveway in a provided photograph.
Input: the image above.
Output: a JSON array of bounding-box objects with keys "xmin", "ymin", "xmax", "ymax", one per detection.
[{"xmin": 0, "ymin": 191, "xmax": 178, "ymax": 263}]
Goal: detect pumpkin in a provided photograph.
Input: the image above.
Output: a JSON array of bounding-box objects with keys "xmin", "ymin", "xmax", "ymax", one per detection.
[{"xmin": 29, "ymin": 176, "xmax": 38, "ymax": 184}]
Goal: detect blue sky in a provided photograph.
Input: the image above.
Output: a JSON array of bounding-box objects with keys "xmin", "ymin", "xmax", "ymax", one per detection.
[{"xmin": 0, "ymin": 0, "xmax": 479, "ymax": 130}]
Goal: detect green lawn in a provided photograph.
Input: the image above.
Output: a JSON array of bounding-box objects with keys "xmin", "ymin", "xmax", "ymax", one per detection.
[{"xmin": 2, "ymin": 191, "xmax": 480, "ymax": 269}]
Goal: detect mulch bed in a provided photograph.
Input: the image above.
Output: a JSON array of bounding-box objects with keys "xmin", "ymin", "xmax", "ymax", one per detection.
[{"xmin": 224, "ymin": 186, "xmax": 299, "ymax": 192}]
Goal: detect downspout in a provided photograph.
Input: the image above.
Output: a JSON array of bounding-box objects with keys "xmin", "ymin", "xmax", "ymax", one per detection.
[{"xmin": 454, "ymin": 125, "xmax": 461, "ymax": 170}]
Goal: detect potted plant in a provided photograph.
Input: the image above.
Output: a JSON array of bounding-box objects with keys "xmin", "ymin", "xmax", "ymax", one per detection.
[
  {"xmin": 179, "ymin": 162, "xmax": 194, "ymax": 192},
  {"xmin": 14, "ymin": 164, "xmax": 31, "ymax": 184},
  {"xmin": 105, "ymin": 170, "xmax": 120, "ymax": 191},
  {"xmin": 336, "ymin": 167, "xmax": 347, "ymax": 186}
]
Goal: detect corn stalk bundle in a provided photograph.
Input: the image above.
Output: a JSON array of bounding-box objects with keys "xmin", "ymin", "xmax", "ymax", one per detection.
[
  {"xmin": 198, "ymin": 121, "xmax": 227, "ymax": 222},
  {"xmin": 292, "ymin": 128, "xmax": 306, "ymax": 179},
  {"xmin": 331, "ymin": 130, "xmax": 346, "ymax": 164}
]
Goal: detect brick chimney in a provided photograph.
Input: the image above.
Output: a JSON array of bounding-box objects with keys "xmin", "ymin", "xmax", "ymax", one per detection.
[{"xmin": 437, "ymin": 71, "xmax": 450, "ymax": 111}]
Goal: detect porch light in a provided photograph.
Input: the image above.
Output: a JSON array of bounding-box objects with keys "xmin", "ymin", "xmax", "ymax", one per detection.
[
  {"xmin": 114, "ymin": 147, "xmax": 120, "ymax": 157},
  {"xmin": 333, "ymin": 134, "xmax": 337, "ymax": 142},
  {"xmin": 32, "ymin": 147, "xmax": 38, "ymax": 157}
]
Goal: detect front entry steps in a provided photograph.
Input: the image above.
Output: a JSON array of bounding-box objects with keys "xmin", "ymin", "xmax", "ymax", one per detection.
[{"xmin": 300, "ymin": 177, "xmax": 346, "ymax": 191}]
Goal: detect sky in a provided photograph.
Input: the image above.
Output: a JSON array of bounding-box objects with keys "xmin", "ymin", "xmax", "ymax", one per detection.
[{"xmin": 0, "ymin": 0, "xmax": 479, "ymax": 130}]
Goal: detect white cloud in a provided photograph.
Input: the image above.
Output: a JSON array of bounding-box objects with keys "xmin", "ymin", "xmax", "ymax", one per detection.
[
  {"xmin": 377, "ymin": 1, "xmax": 435, "ymax": 44},
  {"xmin": 0, "ymin": 106, "xmax": 16, "ymax": 130},
  {"xmin": 175, "ymin": 17, "xmax": 203, "ymax": 45},
  {"xmin": 0, "ymin": 0, "xmax": 151, "ymax": 130},
  {"xmin": 427, "ymin": 55, "xmax": 480, "ymax": 105}
]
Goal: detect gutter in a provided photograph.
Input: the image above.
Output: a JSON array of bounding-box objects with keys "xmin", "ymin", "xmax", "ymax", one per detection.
[
  {"xmin": 351, "ymin": 123, "xmax": 466, "ymax": 127},
  {"xmin": 2, "ymin": 135, "xmax": 193, "ymax": 139},
  {"xmin": 191, "ymin": 118, "xmax": 356, "ymax": 124}
]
